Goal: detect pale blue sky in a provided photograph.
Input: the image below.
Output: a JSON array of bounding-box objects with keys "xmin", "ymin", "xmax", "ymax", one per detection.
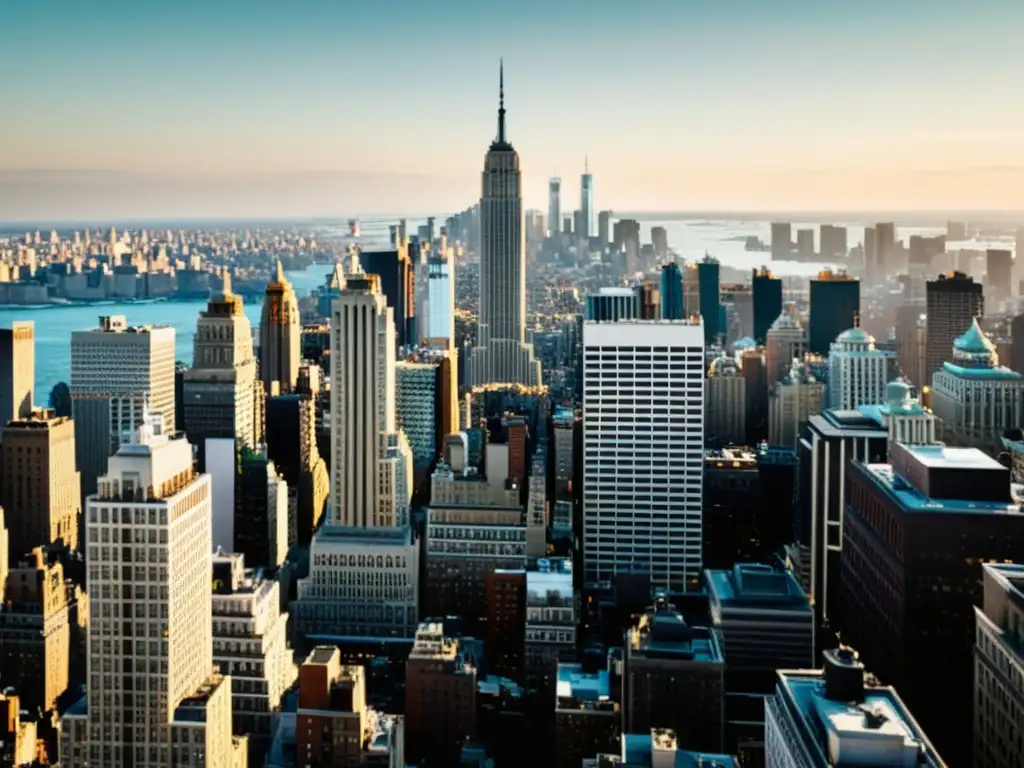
[{"xmin": 2, "ymin": 0, "xmax": 1023, "ymax": 219}]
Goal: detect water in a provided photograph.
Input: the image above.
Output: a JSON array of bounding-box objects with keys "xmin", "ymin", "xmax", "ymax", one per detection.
[
  {"xmin": 1, "ymin": 218, "xmax": 948, "ymax": 400},
  {"xmin": 0, "ymin": 263, "xmax": 336, "ymax": 401}
]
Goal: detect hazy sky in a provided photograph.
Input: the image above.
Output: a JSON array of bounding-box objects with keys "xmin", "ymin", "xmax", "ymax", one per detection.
[{"xmin": 3, "ymin": 0, "xmax": 1023, "ymax": 220}]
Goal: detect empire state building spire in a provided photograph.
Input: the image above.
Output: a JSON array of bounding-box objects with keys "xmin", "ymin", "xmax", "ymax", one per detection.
[
  {"xmin": 498, "ymin": 59, "xmax": 506, "ymax": 144},
  {"xmin": 471, "ymin": 59, "xmax": 542, "ymax": 388}
]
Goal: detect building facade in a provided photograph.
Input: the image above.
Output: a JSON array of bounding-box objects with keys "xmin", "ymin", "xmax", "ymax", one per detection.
[
  {"xmin": 807, "ymin": 270, "xmax": 859, "ymax": 356},
  {"xmin": 764, "ymin": 647, "xmax": 944, "ymax": 768},
  {"xmin": 930, "ymin": 318, "xmax": 1024, "ymax": 453},
  {"xmin": 0, "ymin": 410, "xmax": 81, "ymax": 558},
  {"xmin": 64, "ymin": 419, "xmax": 220, "ymax": 767},
  {"xmin": 827, "ymin": 326, "xmax": 893, "ymax": 410},
  {"xmin": 0, "ymin": 320, "xmax": 34, "ymax": 426},
  {"xmin": 212, "ymin": 552, "xmax": 296, "ymax": 757},
  {"xmin": 624, "ymin": 599, "xmax": 725, "ymax": 753},
  {"xmin": 70, "ymin": 315, "xmax": 176, "ymax": 500},
  {"xmin": 182, "ymin": 272, "xmax": 261, "ymax": 452},
  {"xmin": 705, "ymin": 356, "xmax": 746, "ymax": 448},
  {"xmin": 469, "ymin": 65, "xmax": 542, "ymax": 387},
  {"xmin": 768, "ymin": 358, "xmax": 824, "ymax": 451},
  {"xmin": 925, "ymin": 271, "xmax": 983, "ymax": 386},
  {"xmin": 841, "ymin": 443, "xmax": 1024, "ymax": 766},
  {"xmin": 764, "ymin": 308, "xmax": 807, "ymax": 391},
  {"xmin": 583, "ymin": 319, "xmax": 705, "ymax": 591},
  {"xmin": 259, "ymin": 261, "xmax": 302, "ymax": 395},
  {"xmin": 973, "ymin": 563, "xmax": 1024, "ymax": 768}
]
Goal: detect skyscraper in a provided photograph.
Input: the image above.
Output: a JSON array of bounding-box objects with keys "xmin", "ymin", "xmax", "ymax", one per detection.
[
  {"xmin": 986, "ymin": 247, "xmax": 1012, "ymax": 306},
  {"xmin": 328, "ymin": 272, "xmax": 404, "ymax": 528},
  {"xmin": 359, "ymin": 245, "xmax": 415, "ymax": 348},
  {"xmin": 62, "ymin": 417, "xmax": 227, "ymax": 767},
  {"xmin": 660, "ymin": 262, "xmax": 684, "ymax": 320},
  {"xmin": 182, "ymin": 272, "xmax": 260, "ymax": 453},
  {"xmin": 548, "ymin": 177, "xmax": 561, "ymax": 238},
  {"xmin": 259, "ymin": 260, "xmax": 301, "ymax": 394},
  {"xmin": 925, "ymin": 271, "xmax": 983, "ymax": 386},
  {"xmin": 70, "ymin": 315, "xmax": 175, "ymax": 501},
  {"xmin": 0, "ymin": 410, "xmax": 80, "ymax": 558},
  {"xmin": 597, "ymin": 210, "xmax": 611, "ymax": 247},
  {"xmin": 426, "ymin": 252, "xmax": 455, "ymax": 345},
  {"xmin": 580, "ymin": 159, "xmax": 594, "ymax": 239},
  {"xmin": 470, "ymin": 63, "xmax": 542, "ymax": 387},
  {"xmin": 808, "ymin": 269, "xmax": 860, "ymax": 355},
  {"xmin": 583, "ymin": 317, "xmax": 705, "ymax": 591},
  {"xmin": 698, "ymin": 257, "xmax": 721, "ymax": 345},
  {"xmin": 751, "ymin": 267, "xmax": 783, "ymax": 345},
  {"xmin": 0, "ymin": 321, "xmax": 34, "ymax": 426}
]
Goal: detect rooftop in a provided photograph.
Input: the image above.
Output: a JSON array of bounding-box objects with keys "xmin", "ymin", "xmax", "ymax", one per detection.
[
  {"xmin": 314, "ymin": 524, "xmax": 414, "ymax": 546},
  {"xmin": 706, "ymin": 563, "xmax": 811, "ymax": 613},
  {"xmin": 861, "ymin": 462, "xmax": 1021, "ymax": 516},
  {"xmin": 629, "ymin": 603, "xmax": 724, "ymax": 663},
  {"xmin": 173, "ymin": 674, "xmax": 228, "ymax": 724},
  {"xmin": 809, "ymin": 407, "xmax": 888, "ymax": 438},
  {"xmin": 555, "ymin": 664, "xmax": 614, "ymax": 712},
  {"xmin": 704, "ymin": 446, "xmax": 758, "ymax": 468},
  {"xmin": 900, "ymin": 443, "xmax": 1002, "ymax": 470},
  {"xmin": 619, "ymin": 732, "xmax": 738, "ymax": 768},
  {"xmin": 778, "ymin": 667, "xmax": 943, "ymax": 767}
]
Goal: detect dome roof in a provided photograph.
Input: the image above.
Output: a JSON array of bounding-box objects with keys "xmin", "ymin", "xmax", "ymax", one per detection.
[
  {"xmin": 708, "ymin": 356, "xmax": 740, "ymax": 377},
  {"xmin": 953, "ymin": 317, "xmax": 995, "ymax": 356},
  {"xmin": 734, "ymin": 336, "xmax": 757, "ymax": 351},
  {"xmin": 885, "ymin": 378, "xmax": 912, "ymax": 407},
  {"xmin": 835, "ymin": 327, "xmax": 873, "ymax": 345}
]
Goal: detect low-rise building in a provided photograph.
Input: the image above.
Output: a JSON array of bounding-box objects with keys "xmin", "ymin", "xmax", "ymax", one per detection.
[
  {"xmin": 623, "ymin": 597, "xmax": 725, "ymax": 754},
  {"xmin": 525, "ymin": 558, "xmax": 576, "ymax": 694},
  {"xmin": 584, "ymin": 729, "xmax": 739, "ymax": 768},
  {"xmin": 405, "ymin": 623, "xmax": 478, "ymax": 766},
  {"xmin": 294, "ymin": 525, "xmax": 420, "ymax": 639},
  {"xmin": 706, "ymin": 563, "xmax": 814, "ymax": 757},
  {"xmin": 555, "ymin": 660, "xmax": 620, "ymax": 768},
  {"xmin": 170, "ymin": 672, "xmax": 245, "ymax": 768}
]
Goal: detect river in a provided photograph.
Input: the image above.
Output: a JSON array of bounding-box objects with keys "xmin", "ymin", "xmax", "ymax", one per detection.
[
  {"xmin": 1, "ymin": 217, "xmax": 947, "ymax": 400},
  {"xmin": 0, "ymin": 264, "xmax": 336, "ymax": 401}
]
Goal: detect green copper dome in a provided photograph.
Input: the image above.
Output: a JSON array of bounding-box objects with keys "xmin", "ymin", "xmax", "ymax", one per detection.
[{"xmin": 953, "ymin": 318, "xmax": 995, "ymax": 356}]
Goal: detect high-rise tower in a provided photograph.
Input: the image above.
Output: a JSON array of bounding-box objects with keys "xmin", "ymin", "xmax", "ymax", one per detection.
[
  {"xmin": 259, "ymin": 260, "xmax": 301, "ymax": 394},
  {"xmin": 182, "ymin": 271, "xmax": 261, "ymax": 453},
  {"xmin": 580, "ymin": 157, "xmax": 594, "ymax": 240},
  {"xmin": 470, "ymin": 62, "xmax": 542, "ymax": 388},
  {"xmin": 548, "ymin": 177, "xmax": 561, "ymax": 239}
]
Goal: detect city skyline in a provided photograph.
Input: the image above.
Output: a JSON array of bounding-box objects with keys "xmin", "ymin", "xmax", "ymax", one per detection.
[{"xmin": 3, "ymin": 0, "xmax": 1024, "ymax": 219}]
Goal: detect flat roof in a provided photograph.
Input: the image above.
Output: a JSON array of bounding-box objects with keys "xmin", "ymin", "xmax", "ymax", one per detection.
[
  {"xmin": 901, "ymin": 443, "xmax": 1003, "ymax": 470},
  {"xmin": 862, "ymin": 463, "xmax": 1022, "ymax": 516},
  {"xmin": 556, "ymin": 664, "xmax": 610, "ymax": 702},
  {"xmin": 706, "ymin": 564, "xmax": 811, "ymax": 612},
  {"xmin": 779, "ymin": 673, "xmax": 943, "ymax": 767},
  {"xmin": 620, "ymin": 734, "xmax": 738, "ymax": 768},
  {"xmin": 808, "ymin": 408, "xmax": 888, "ymax": 439}
]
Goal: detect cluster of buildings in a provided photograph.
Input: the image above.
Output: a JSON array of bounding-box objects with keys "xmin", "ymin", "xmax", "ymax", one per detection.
[{"xmin": 5, "ymin": 66, "xmax": 1024, "ymax": 768}]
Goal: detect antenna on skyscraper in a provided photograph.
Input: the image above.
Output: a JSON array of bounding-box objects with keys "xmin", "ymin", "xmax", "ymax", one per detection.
[{"xmin": 497, "ymin": 58, "xmax": 506, "ymax": 144}]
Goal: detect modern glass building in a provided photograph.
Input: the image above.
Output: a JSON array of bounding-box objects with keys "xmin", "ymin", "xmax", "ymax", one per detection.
[
  {"xmin": 751, "ymin": 267, "xmax": 782, "ymax": 345},
  {"xmin": 660, "ymin": 262, "xmax": 684, "ymax": 320}
]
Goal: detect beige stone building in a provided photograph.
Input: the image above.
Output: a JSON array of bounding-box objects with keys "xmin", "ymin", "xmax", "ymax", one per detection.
[{"xmin": 0, "ymin": 409, "xmax": 81, "ymax": 557}]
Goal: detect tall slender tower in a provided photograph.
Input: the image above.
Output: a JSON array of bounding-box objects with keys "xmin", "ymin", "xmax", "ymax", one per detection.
[
  {"xmin": 182, "ymin": 271, "xmax": 260, "ymax": 451},
  {"xmin": 580, "ymin": 156, "xmax": 594, "ymax": 240},
  {"xmin": 259, "ymin": 260, "xmax": 301, "ymax": 394},
  {"xmin": 329, "ymin": 272, "xmax": 410, "ymax": 529},
  {"xmin": 548, "ymin": 178, "xmax": 561, "ymax": 239},
  {"xmin": 471, "ymin": 61, "xmax": 542, "ymax": 387}
]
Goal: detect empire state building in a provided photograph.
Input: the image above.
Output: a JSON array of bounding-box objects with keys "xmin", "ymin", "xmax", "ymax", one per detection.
[{"xmin": 470, "ymin": 62, "xmax": 542, "ymax": 388}]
